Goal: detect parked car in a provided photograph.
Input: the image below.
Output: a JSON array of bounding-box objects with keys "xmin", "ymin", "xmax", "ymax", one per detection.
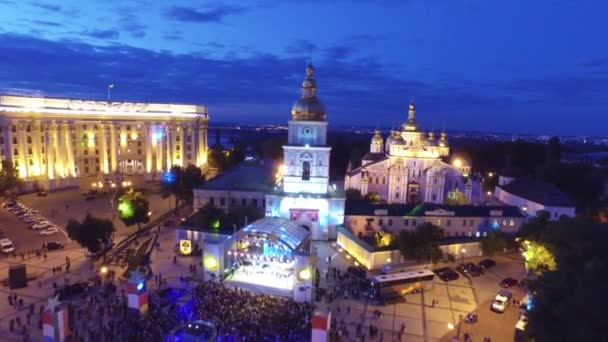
[
  {"xmin": 500, "ymin": 277, "xmax": 519, "ymax": 288},
  {"xmin": 40, "ymin": 227, "xmax": 59, "ymax": 236},
  {"xmin": 43, "ymin": 241, "xmax": 65, "ymax": 250},
  {"xmin": 2, "ymin": 201, "xmax": 17, "ymax": 208},
  {"xmin": 0, "ymin": 238, "xmax": 15, "ymax": 254},
  {"xmin": 31, "ymin": 221, "xmax": 50, "ymax": 230},
  {"xmin": 479, "ymin": 258, "xmax": 496, "ymax": 269},
  {"xmin": 432, "ymin": 267, "xmax": 451, "ymax": 275},
  {"xmin": 37, "ymin": 191, "xmax": 48, "ymax": 197},
  {"xmin": 467, "ymin": 265, "xmax": 485, "ymax": 277},
  {"xmin": 436, "ymin": 268, "xmax": 459, "ymax": 282},
  {"xmin": 492, "ymin": 289, "xmax": 513, "ymax": 313},
  {"xmin": 54, "ymin": 282, "xmax": 93, "ymax": 301},
  {"xmin": 515, "ymin": 314, "xmax": 528, "ymax": 331}
]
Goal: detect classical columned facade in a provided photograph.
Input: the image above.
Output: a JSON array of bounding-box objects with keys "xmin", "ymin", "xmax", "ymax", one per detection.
[{"xmin": 0, "ymin": 95, "xmax": 209, "ymax": 190}]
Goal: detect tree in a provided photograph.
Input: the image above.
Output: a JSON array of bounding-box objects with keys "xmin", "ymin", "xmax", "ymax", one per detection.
[
  {"xmin": 345, "ymin": 188, "xmax": 362, "ymax": 200},
  {"xmin": 161, "ymin": 165, "xmax": 205, "ymax": 209},
  {"xmin": 195, "ymin": 203, "xmax": 263, "ymax": 232},
  {"xmin": 375, "ymin": 230, "xmax": 394, "ymax": 248},
  {"xmin": 480, "ymin": 230, "xmax": 507, "ymax": 256},
  {"xmin": 444, "ymin": 188, "xmax": 469, "ymax": 205},
  {"xmin": 363, "ymin": 192, "xmax": 381, "ymax": 204},
  {"xmin": 0, "ymin": 161, "xmax": 20, "ymax": 196},
  {"xmin": 397, "ymin": 223, "xmax": 444, "ymax": 262},
  {"xmin": 66, "ymin": 214, "xmax": 115, "ymax": 253},
  {"xmin": 525, "ymin": 219, "xmax": 608, "ymax": 341},
  {"xmin": 118, "ymin": 189, "xmax": 150, "ymax": 231},
  {"xmin": 521, "ymin": 241, "xmax": 557, "ymax": 275}
]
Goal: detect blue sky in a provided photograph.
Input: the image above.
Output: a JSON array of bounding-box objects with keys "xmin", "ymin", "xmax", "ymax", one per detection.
[{"xmin": 0, "ymin": 0, "xmax": 607, "ymax": 135}]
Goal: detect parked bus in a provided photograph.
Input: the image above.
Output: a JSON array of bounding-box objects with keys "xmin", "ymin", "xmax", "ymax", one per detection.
[{"xmin": 365, "ymin": 269, "xmax": 435, "ymax": 304}]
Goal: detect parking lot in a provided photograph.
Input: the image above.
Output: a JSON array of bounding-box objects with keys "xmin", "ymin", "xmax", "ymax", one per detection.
[
  {"xmin": 0, "ymin": 184, "xmax": 175, "ymax": 255},
  {"xmin": 315, "ymin": 243, "xmax": 527, "ymax": 341}
]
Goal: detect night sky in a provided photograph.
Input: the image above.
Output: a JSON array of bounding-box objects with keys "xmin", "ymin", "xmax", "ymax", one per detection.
[{"xmin": 0, "ymin": 1, "xmax": 606, "ymax": 136}]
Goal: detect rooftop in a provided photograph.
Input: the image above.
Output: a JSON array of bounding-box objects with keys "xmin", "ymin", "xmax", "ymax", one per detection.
[
  {"xmin": 498, "ymin": 178, "xmax": 574, "ymax": 207},
  {"xmin": 241, "ymin": 217, "xmax": 310, "ymax": 251},
  {"xmin": 198, "ymin": 159, "xmax": 279, "ymax": 192},
  {"xmin": 345, "ymin": 200, "xmax": 525, "ymax": 217}
]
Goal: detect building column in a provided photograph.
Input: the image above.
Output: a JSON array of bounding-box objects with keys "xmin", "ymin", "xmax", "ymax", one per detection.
[
  {"xmin": 166, "ymin": 124, "xmax": 173, "ymax": 170},
  {"xmin": 31, "ymin": 122, "xmax": 43, "ymax": 177},
  {"xmin": 3, "ymin": 124, "xmax": 13, "ymax": 165},
  {"xmin": 197, "ymin": 120, "xmax": 207, "ymax": 167},
  {"xmin": 144, "ymin": 124, "xmax": 152, "ymax": 173},
  {"xmin": 43, "ymin": 124, "xmax": 55, "ymax": 180},
  {"xmin": 178, "ymin": 124, "xmax": 185, "ymax": 167},
  {"xmin": 52, "ymin": 123, "xmax": 65, "ymax": 178},
  {"xmin": 155, "ymin": 125, "xmax": 164, "ymax": 172},
  {"xmin": 17, "ymin": 124, "xmax": 29, "ymax": 179},
  {"xmin": 63, "ymin": 123, "xmax": 76, "ymax": 177},
  {"xmin": 109, "ymin": 123, "xmax": 118, "ymax": 172},
  {"xmin": 99, "ymin": 124, "xmax": 109, "ymax": 174}
]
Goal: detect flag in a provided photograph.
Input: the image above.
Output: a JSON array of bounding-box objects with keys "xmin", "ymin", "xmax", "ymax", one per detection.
[{"xmin": 108, "ymin": 84, "xmax": 114, "ymax": 88}]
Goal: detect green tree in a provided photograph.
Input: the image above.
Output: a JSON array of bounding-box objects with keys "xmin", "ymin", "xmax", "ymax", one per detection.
[
  {"xmin": 397, "ymin": 223, "xmax": 444, "ymax": 262},
  {"xmin": 364, "ymin": 192, "xmax": 381, "ymax": 204},
  {"xmin": 345, "ymin": 188, "xmax": 362, "ymax": 200},
  {"xmin": 525, "ymin": 219, "xmax": 608, "ymax": 341},
  {"xmin": 480, "ymin": 230, "xmax": 507, "ymax": 256},
  {"xmin": 66, "ymin": 214, "xmax": 115, "ymax": 253},
  {"xmin": 0, "ymin": 161, "xmax": 20, "ymax": 196},
  {"xmin": 375, "ymin": 230, "xmax": 394, "ymax": 248},
  {"xmin": 444, "ymin": 188, "xmax": 470, "ymax": 205},
  {"xmin": 117, "ymin": 189, "xmax": 150, "ymax": 231},
  {"xmin": 161, "ymin": 165, "xmax": 205, "ymax": 209},
  {"xmin": 522, "ymin": 241, "xmax": 557, "ymax": 275}
]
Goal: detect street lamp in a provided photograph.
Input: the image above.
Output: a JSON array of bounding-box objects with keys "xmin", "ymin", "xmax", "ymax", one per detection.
[
  {"xmin": 456, "ymin": 314, "xmax": 463, "ymax": 339},
  {"xmin": 461, "ymin": 248, "xmax": 466, "ymax": 264}
]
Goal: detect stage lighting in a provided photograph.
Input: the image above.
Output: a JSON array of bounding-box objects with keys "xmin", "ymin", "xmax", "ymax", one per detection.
[{"xmin": 137, "ymin": 282, "xmax": 144, "ymax": 291}]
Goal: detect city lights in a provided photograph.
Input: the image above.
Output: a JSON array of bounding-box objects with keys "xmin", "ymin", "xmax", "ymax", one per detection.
[{"xmin": 453, "ymin": 159, "xmax": 463, "ymax": 168}]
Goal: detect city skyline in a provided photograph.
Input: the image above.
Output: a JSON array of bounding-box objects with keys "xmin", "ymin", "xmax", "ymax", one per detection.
[{"xmin": 0, "ymin": 1, "xmax": 607, "ymax": 135}]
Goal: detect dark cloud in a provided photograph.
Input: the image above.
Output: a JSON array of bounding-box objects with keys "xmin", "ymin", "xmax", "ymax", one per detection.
[
  {"xmin": 27, "ymin": 20, "xmax": 62, "ymax": 27},
  {"xmin": 29, "ymin": 2, "xmax": 62, "ymax": 12},
  {"xmin": 81, "ymin": 30, "xmax": 120, "ymax": 40},
  {"xmin": 118, "ymin": 13, "xmax": 146, "ymax": 38},
  {"xmin": 284, "ymin": 40, "xmax": 317, "ymax": 55},
  {"xmin": 578, "ymin": 57, "xmax": 608, "ymax": 68},
  {"xmin": 165, "ymin": 5, "xmax": 247, "ymax": 23}
]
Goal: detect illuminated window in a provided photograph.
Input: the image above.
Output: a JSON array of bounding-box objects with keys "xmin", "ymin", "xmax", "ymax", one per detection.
[
  {"xmin": 302, "ymin": 161, "xmax": 310, "ymax": 181},
  {"xmin": 509, "ymin": 219, "xmax": 514, "ymax": 226}
]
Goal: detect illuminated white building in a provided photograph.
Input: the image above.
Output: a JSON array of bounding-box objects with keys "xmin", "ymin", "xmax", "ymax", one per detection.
[
  {"xmin": 265, "ymin": 64, "xmax": 345, "ymax": 240},
  {"xmin": 345, "ymin": 103, "xmax": 480, "ymax": 204},
  {"xmin": 0, "ymin": 95, "xmax": 208, "ymax": 191}
]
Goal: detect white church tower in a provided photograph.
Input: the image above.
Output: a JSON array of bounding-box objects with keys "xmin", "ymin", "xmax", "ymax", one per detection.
[
  {"xmin": 265, "ymin": 64, "xmax": 345, "ymax": 240},
  {"xmin": 283, "ymin": 64, "xmax": 331, "ymax": 194}
]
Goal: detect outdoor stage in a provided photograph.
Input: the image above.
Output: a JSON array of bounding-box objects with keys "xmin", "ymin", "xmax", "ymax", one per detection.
[{"xmin": 224, "ymin": 263, "xmax": 295, "ymax": 297}]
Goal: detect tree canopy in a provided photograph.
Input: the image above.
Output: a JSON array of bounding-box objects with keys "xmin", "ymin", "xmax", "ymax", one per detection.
[
  {"xmin": 480, "ymin": 230, "xmax": 507, "ymax": 256},
  {"xmin": 345, "ymin": 188, "xmax": 362, "ymax": 200},
  {"xmin": 397, "ymin": 223, "xmax": 444, "ymax": 263},
  {"xmin": 524, "ymin": 218, "xmax": 608, "ymax": 341},
  {"xmin": 117, "ymin": 189, "xmax": 150, "ymax": 231},
  {"xmin": 444, "ymin": 188, "xmax": 469, "ymax": 205},
  {"xmin": 363, "ymin": 192, "xmax": 381, "ymax": 204},
  {"xmin": 195, "ymin": 202, "xmax": 264, "ymax": 232},
  {"xmin": 0, "ymin": 161, "xmax": 20, "ymax": 196},
  {"xmin": 161, "ymin": 164, "xmax": 205, "ymax": 209},
  {"xmin": 66, "ymin": 214, "xmax": 115, "ymax": 253}
]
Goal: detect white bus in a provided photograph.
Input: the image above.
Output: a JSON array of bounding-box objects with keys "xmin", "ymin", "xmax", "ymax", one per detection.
[{"xmin": 366, "ymin": 269, "xmax": 435, "ymax": 304}]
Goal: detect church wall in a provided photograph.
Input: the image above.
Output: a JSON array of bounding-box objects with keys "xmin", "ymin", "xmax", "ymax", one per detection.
[{"xmin": 494, "ymin": 187, "xmax": 576, "ymax": 220}]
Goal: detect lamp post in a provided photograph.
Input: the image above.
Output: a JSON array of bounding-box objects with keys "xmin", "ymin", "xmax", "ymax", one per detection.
[
  {"xmin": 461, "ymin": 248, "xmax": 466, "ymax": 264},
  {"xmin": 456, "ymin": 313, "xmax": 463, "ymax": 339}
]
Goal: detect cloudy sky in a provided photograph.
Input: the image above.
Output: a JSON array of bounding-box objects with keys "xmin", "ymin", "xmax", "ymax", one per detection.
[{"xmin": 0, "ymin": 0, "xmax": 606, "ymax": 135}]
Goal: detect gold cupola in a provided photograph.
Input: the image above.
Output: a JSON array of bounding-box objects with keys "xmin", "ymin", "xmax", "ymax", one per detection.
[{"xmin": 291, "ymin": 63, "xmax": 327, "ymax": 121}]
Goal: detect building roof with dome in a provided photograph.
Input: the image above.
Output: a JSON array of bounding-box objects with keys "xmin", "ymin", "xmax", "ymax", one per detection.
[{"xmin": 291, "ymin": 64, "xmax": 326, "ymax": 121}]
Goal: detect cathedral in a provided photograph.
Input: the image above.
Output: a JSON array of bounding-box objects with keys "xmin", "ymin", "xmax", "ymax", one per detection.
[
  {"xmin": 265, "ymin": 64, "xmax": 345, "ymax": 240},
  {"xmin": 345, "ymin": 103, "xmax": 480, "ymax": 204}
]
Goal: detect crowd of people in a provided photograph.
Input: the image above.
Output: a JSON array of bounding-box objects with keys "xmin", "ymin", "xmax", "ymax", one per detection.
[{"xmin": 191, "ymin": 281, "xmax": 314, "ymax": 341}]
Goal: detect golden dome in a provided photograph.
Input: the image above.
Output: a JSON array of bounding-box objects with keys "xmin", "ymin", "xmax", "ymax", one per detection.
[
  {"xmin": 291, "ymin": 63, "xmax": 326, "ymax": 121},
  {"xmin": 371, "ymin": 129, "xmax": 383, "ymax": 144}
]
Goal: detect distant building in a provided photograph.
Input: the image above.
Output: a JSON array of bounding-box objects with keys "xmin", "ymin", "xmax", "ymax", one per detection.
[
  {"xmin": 193, "ymin": 159, "xmax": 277, "ymax": 213},
  {"xmin": 0, "ymin": 94, "xmax": 208, "ymax": 191},
  {"xmin": 345, "ymin": 103, "xmax": 481, "ymax": 204},
  {"xmin": 344, "ymin": 200, "xmax": 525, "ymax": 239},
  {"xmin": 494, "ymin": 175, "xmax": 575, "ymax": 219}
]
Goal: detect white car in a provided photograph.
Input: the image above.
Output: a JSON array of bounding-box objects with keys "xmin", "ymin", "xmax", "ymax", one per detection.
[
  {"xmin": 491, "ymin": 289, "xmax": 512, "ymax": 313},
  {"xmin": 0, "ymin": 238, "xmax": 15, "ymax": 254},
  {"xmin": 40, "ymin": 227, "xmax": 59, "ymax": 236},
  {"xmin": 515, "ymin": 314, "xmax": 528, "ymax": 331},
  {"xmin": 31, "ymin": 221, "xmax": 50, "ymax": 230}
]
